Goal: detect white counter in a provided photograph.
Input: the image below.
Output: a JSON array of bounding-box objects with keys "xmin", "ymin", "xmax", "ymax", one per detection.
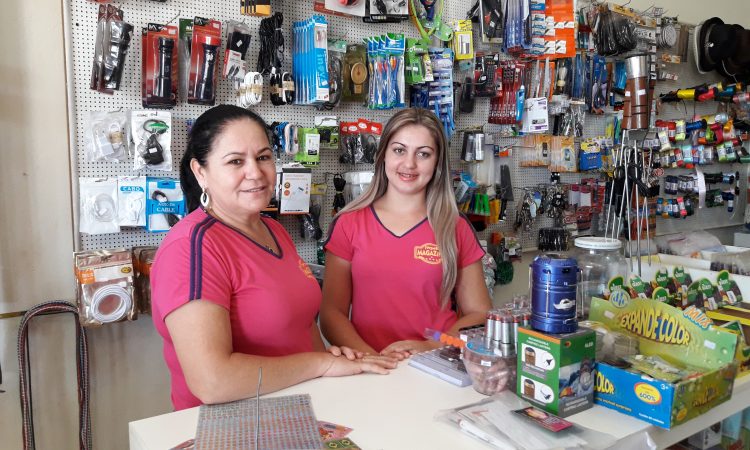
[{"xmin": 128, "ymin": 363, "xmax": 750, "ymax": 450}]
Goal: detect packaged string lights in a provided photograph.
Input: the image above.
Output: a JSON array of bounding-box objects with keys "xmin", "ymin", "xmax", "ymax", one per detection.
[{"xmin": 74, "ymin": 248, "xmax": 136, "ymax": 326}]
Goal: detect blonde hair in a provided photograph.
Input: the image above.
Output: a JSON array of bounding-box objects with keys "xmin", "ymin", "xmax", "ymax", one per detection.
[{"xmin": 336, "ymin": 109, "xmax": 459, "ymax": 308}]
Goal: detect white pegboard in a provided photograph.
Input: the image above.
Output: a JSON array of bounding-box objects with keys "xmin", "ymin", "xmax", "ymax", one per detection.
[{"xmin": 66, "ymin": 0, "xmax": 744, "ymax": 261}]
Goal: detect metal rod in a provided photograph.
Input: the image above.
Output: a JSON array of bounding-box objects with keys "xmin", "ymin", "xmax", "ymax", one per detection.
[
  {"xmin": 604, "ymin": 145, "xmax": 620, "ymax": 237},
  {"xmin": 623, "ymin": 143, "xmax": 634, "ymax": 273},
  {"xmin": 643, "ymin": 195, "xmax": 651, "ymax": 266},
  {"xmin": 635, "ymin": 143, "xmax": 642, "ymax": 277}
]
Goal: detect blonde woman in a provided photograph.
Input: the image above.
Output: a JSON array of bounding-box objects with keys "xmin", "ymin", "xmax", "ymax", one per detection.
[{"xmin": 321, "ymin": 108, "xmax": 492, "ymax": 359}]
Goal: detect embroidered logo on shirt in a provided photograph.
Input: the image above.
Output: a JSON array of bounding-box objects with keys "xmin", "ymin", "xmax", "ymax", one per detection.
[
  {"xmin": 414, "ymin": 243, "xmax": 441, "ymax": 264},
  {"xmin": 299, "ymin": 259, "xmax": 315, "ymax": 279}
]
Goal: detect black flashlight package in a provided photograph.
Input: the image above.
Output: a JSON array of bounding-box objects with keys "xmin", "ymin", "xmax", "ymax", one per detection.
[
  {"xmin": 178, "ymin": 19, "xmax": 194, "ymax": 103},
  {"xmin": 188, "ymin": 17, "xmax": 222, "ymax": 105},
  {"xmin": 142, "ymin": 23, "xmax": 178, "ymax": 108},
  {"xmin": 91, "ymin": 4, "xmax": 133, "ymax": 94}
]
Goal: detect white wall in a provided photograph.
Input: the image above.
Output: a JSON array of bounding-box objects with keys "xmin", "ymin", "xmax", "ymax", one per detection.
[
  {"xmin": 628, "ymin": 0, "xmax": 750, "ymax": 27},
  {"xmin": 0, "ymin": 1, "xmax": 171, "ymax": 449},
  {"xmin": 0, "ymin": 0, "xmax": 747, "ymax": 449}
]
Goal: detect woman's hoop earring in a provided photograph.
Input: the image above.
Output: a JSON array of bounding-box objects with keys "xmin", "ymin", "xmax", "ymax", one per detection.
[{"xmin": 200, "ymin": 187, "xmax": 211, "ymax": 210}]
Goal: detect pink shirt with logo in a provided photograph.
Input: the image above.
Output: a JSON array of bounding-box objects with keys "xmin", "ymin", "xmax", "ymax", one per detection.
[
  {"xmin": 151, "ymin": 208, "xmax": 322, "ymax": 410},
  {"xmin": 325, "ymin": 206, "xmax": 485, "ymax": 352}
]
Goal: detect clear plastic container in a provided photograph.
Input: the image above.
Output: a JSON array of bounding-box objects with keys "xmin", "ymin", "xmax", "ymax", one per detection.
[
  {"xmin": 462, "ymin": 342, "xmax": 516, "ymax": 395},
  {"xmin": 574, "ymin": 237, "xmax": 628, "ymax": 319}
]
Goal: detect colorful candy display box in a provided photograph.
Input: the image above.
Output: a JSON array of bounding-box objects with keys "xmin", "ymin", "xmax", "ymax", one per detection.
[
  {"xmin": 589, "ymin": 296, "xmax": 738, "ymax": 428},
  {"xmin": 516, "ymin": 327, "xmax": 596, "ymax": 417}
]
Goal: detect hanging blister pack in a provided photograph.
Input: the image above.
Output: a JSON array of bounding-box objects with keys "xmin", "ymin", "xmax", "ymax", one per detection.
[
  {"xmin": 84, "ymin": 110, "xmax": 130, "ymax": 162},
  {"xmin": 223, "ymin": 20, "xmax": 252, "ymax": 85},
  {"xmin": 74, "ymin": 249, "xmax": 136, "ymax": 326},
  {"xmin": 188, "ymin": 17, "xmax": 222, "ymax": 105},
  {"xmin": 342, "ymin": 43, "xmax": 368, "ymax": 103},
  {"xmin": 91, "ymin": 4, "xmax": 133, "ymax": 94},
  {"xmin": 131, "ymin": 110, "xmax": 172, "ymax": 171},
  {"xmin": 178, "ymin": 19, "xmax": 193, "ymax": 103},
  {"xmin": 142, "ymin": 23, "xmax": 178, "ymax": 108},
  {"xmin": 79, "ymin": 177, "xmax": 120, "ymax": 235},
  {"xmin": 146, "ymin": 177, "xmax": 185, "ymax": 232},
  {"xmin": 292, "ymin": 16, "xmax": 330, "ymax": 105},
  {"xmin": 117, "ymin": 176, "xmax": 147, "ymax": 227}
]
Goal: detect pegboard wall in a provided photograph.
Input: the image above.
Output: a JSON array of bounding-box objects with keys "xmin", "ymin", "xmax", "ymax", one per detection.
[{"xmin": 66, "ymin": 0, "xmax": 746, "ymax": 261}]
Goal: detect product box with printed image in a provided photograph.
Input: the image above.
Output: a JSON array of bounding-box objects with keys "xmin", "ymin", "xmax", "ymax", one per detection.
[
  {"xmin": 516, "ymin": 327, "xmax": 596, "ymax": 417},
  {"xmin": 589, "ymin": 296, "xmax": 738, "ymax": 429}
]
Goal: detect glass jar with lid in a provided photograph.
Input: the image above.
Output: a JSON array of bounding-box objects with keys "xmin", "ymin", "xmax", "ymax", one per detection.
[{"xmin": 574, "ymin": 237, "xmax": 628, "ymax": 319}]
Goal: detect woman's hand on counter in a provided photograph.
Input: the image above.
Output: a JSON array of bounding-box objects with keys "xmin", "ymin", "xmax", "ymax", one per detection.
[
  {"xmin": 327, "ymin": 345, "xmax": 364, "ymax": 360},
  {"xmin": 320, "ymin": 352, "xmax": 399, "ymax": 377},
  {"xmin": 379, "ymin": 339, "xmax": 442, "ymax": 359}
]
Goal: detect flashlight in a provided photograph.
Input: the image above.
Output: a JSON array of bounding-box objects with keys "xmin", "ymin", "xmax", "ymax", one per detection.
[
  {"xmin": 155, "ymin": 37, "xmax": 175, "ymax": 99},
  {"xmin": 104, "ymin": 21, "xmax": 133, "ymax": 90},
  {"xmin": 195, "ymin": 37, "xmax": 220, "ymax": 102}
]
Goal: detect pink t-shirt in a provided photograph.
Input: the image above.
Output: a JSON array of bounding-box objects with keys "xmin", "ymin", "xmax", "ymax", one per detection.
[
  {"xmin": 151, "ymin": 208, "xmax": 322, "ymax": 410},
  {"xmin": 324, "ymin": 206, "xmax": 485, "ymax": 352}
]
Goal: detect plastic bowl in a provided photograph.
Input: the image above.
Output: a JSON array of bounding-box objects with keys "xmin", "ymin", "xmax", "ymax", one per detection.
[{"xmin": 462, "ymin": 344, "xmax": 516, "ymax": 395}]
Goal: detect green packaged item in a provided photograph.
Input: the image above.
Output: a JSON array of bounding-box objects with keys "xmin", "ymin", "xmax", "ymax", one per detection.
[
  {"xmin": 295, "ymin": 128, "xmax": 320, "ymax": 167},
  {"xmin": 516, "ymin": 327, "xmax": 596, "ymax": 417},
  {"xmin": 405, "ymin": 38, "xmax": 429, "ymax": 85},
  {"xmin": 624, "ymin": 354, "xmax": 702, "ymax": 383}
]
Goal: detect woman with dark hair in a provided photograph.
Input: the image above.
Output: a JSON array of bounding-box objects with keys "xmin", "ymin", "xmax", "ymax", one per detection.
[
  {"xmin": 320, "ymin": 108, "xmax": 492, "ymax": 359},
  {"xmin": 151, "ymin": 105, "xmax": 396, "ymax": 411}
]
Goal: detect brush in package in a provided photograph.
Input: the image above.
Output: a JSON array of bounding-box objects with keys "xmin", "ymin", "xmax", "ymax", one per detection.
[
  {"xmin": 83, "ymin": 110, "xmax": 130, "ymax": 162},
  {"xmin": 74, "ymin": 248, "xmax": 136, "ymax": 326},
  {"xmin": 131, "ymin": 110, "xmax": 172, "ymax": 171},
  {"xmin": 146, "ymin": 177, "xmax": 185, "ymax": 232},
  {"xmin": 142, "ymin": 23, "xmax": 178, "ymax": 108},
  {"xmin": 188, "ymin": 17, "xmax": 222, "ymax": 105}
]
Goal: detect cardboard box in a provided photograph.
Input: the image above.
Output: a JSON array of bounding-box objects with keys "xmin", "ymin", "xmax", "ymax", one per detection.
[
  {"xmin": 516, "ymin": 327, "xmax": 596, "ymax": 417},
  {"xmin": 278, "ymin": 167, "xmax": 311, "ymax": 215},
  {"xmin": 706, "ymin": 306, "xmax": 750, "ymax": 377},
  {"xmin": 590, "ymin": 297, "xmax": 738, "ymax": 429}
]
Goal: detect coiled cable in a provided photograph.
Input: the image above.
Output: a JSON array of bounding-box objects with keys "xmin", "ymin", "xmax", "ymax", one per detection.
[
  {"xmin": 257, "ymin": 13, "xmax": 284, "ymax": 75},
  {"xmin": 88, "ymin": 283, "xmax": 133, "ymax": 324}
]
